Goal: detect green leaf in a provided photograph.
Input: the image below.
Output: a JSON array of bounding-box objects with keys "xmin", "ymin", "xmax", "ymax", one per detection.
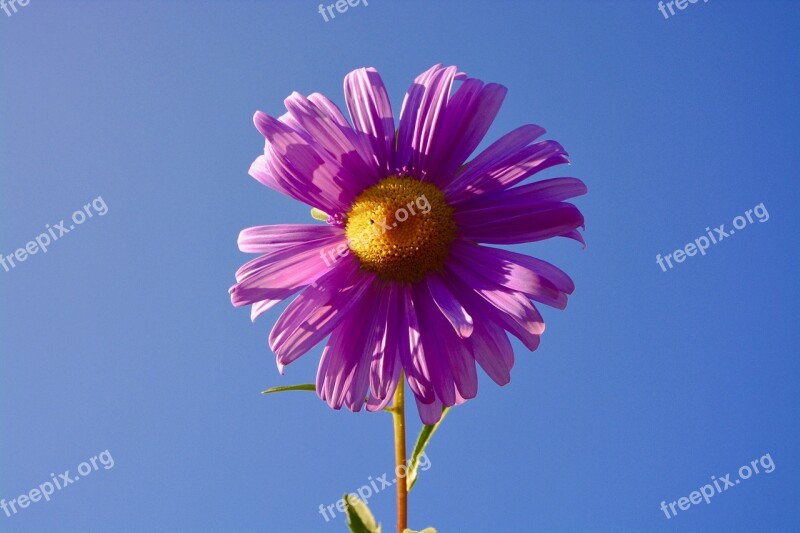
[
  {"xmin": 344, "ymin": 494, "xmax": 381, "ymax": 533},
  {"xmin": 403, "ymin": 529, "xmax": 436, "ymax": 533},
  {"xmin": 261, "ymin": 383, "xmax": 315, "ymax": 395},
  {"xmin": 310, "ymin": 208, "xmax": 329, "ymax": 221},
  {"xmin": 407, "ymin": 407, "xmax": 450, "ymax": 491}
]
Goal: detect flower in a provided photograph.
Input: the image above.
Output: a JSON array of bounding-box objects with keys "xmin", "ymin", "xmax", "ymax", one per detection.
[{"xmin": 230, "ymin": 64, "xmax": 586, "ymax": 424}]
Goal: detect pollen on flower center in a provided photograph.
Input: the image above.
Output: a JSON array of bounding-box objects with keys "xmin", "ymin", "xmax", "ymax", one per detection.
[{"xmin": 345, "ymin": 176, "xmax": 456, "ymax": 283}]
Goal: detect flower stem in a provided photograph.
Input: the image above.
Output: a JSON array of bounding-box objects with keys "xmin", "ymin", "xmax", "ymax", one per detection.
[{"xmin": 392, "ymin": 373, "xmax": 408, "ymax": 533}]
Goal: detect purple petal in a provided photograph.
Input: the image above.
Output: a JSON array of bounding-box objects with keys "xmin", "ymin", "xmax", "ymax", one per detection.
[
  {"xmin": 457, "ymin": 201, "xmax": 584, "ymax": 245},
  {"xmin": 458, "ymin": 241, "xmax": 574, "ymax": 294},
  {"xmin": 344, "ymin": 67, "xmax": 396, "ymax": 177},
  {"xmin": 442, "ymin": 265, "xmax": 543, "ymax": 351},
  {"xmin": 283, "ymin": 92, "xmax": 380, "ymax": 190},
  {"xmin": 469, "ymin": 320, "xmax": 514, "ymax": 386},
  {"xmin": 343, "ymin": 284, "xmax": 387, "ymax": 411},
  {"xmin": 443, "ymin": 124, "xmax": 546, "ymax": 197},
  {"xmin": 316, "ymin": 305, "xmax": 370, "ymax": 411},
  {"xmin": 268, "ymin": 257, "xmax": 375, "ymax": 370},
  {"xmin": 250, "ymin": 298, "xmax": 282, "ymax": 322},
  {"xmin": 307, "ymin": 92, "xmax": 382, "ymax": 174},
  {"xmin": 450, "ymin": 241, "xmax": 571, "ymax": 309},
  {"xmin": 229, "ymin": 233, "xmax": 344, "ymax": 307},
  {"xmin": 414, "ymin": 289, "xmax": 456, "ymax": 405},
  {"xmin": 414, "ymin": 394, "xmax": 444, "ymax": 425},
  {"xmin": 367, "ymin": 283, "xmax": 401, "ymax": 408},
  {"xmin": 248, "ymin": 155, "xmax": 291, "ymax": 197},
  {"xmin": 426, "ymin": 273, "xmax": 474, "ymax": 338},
  {"xmin": 395, "ymin": 65, "xmax": 459, "ymax": 179},
  {"xmin": 395, "ymin": 64, "xmax": 440, "ymax": 175},
  {"xmin": 456, "ymin": 177, "xmax": 587, "ymax": 211},
  {"xmin": 253, "ymin": 112, "xmax": 361, "ymax": 213},
  {"xmin": 414, "ymin": 283, "xmax": 478, "ymax": 402},
  {"xmin": 448, "ymin": 140, "xmax": 570, "ymax": 204},
  {"xmin": 317, "ymin": 279, "xmax": 398, "ymax": 412},
  {"xmin": 561, "ymin": 229, "xmax": 587, "ymax": 249},
  {"xmin": 428, "ymin": 79, "xmax": 507, "ymax": 186},
  {"xmin": 397, "ymin": 284, "xmax": 435, "ymax": 403},
  {"xmin": 237, "ymin": 224, "xmax": 343, "ymax": 253}
]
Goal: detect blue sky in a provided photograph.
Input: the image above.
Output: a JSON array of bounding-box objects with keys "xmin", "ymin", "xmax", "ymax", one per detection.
[{"xmin": 1, "ymin": 1, "xmax": 798, "ymax": 531}]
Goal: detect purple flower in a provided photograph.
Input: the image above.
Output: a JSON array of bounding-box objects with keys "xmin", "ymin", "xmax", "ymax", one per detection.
[{"xmin": 230, "ymin": 64, "xmax": 586, "ymax": 424}]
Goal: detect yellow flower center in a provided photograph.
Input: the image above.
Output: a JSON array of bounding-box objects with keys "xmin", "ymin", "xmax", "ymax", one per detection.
[{"xmin": 345, "ymin": 176, "xmax": 456, "ymax": 283}]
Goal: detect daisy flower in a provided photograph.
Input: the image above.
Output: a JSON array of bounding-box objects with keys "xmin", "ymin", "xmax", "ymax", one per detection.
[{"xmin": 230, "ymin": 64, "xmax": 586, "ymax": 424}]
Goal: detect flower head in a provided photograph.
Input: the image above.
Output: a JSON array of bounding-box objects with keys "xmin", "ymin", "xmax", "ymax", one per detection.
[{"xmin": 230, "ymin": 64, "xmax": 586, "ymax": 424}]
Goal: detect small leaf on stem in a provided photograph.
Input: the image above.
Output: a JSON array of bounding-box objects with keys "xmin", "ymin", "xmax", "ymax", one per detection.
[
  {"xmin": 261, "ymin": 383, "xmax": 315, "ymax": 395},
  {"xmin": 407, "ymin": 407, "xmax": 450, "ymax": 491},
  {"xmin": 345, "ymin": 494, "xmax": 381, "ymax": 533}
]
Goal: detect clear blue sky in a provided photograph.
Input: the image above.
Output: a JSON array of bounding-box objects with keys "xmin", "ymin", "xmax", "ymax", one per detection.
[{"xmin": 2, "ymin": 1, "xmax": 798, "ymax": 531}]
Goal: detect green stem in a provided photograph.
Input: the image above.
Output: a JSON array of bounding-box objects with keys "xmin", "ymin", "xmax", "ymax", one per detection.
[{"xmin": 392, "ymin": 374, "xmax": 408, "ymax": 533}]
